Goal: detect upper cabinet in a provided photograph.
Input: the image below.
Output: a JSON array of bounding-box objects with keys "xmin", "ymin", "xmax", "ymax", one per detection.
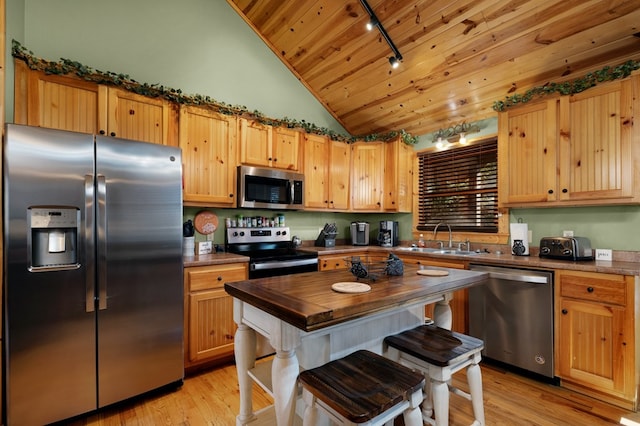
[
  {"xmin": 499, "ymin": 75, "xmax": 640, "ymax": 207},
  {"xmin": 14, "ymin": 60, "xmax": 177, "ymax": 146},
  {"xmin": 303, "ymin": 133, "xmax": 350, "ymax": 210},
  {"xmin": 350, "ymin": 141, "xmax": 385, "ymax": 211},
  {"xmin": 239, "ymin": 118, "xmax": 301, "ymax": 171},
  {"xmin": 179, "ymin": 105, "xmax": 237, "ymax": 207},
  {"xmin": 383, "ymin": 138, "xmax": 414, "ymax": 212}
]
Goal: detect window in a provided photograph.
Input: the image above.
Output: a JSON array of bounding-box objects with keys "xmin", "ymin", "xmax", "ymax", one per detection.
[{"xmin": 416, "ymin": 138, "xmax": 498, "ymax": 233}]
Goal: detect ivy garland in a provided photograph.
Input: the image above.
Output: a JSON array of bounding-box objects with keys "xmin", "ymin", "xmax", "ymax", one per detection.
[
  {"xmin": 11, "ymin": 40, "xmax": 419, "ymax": 145},
  {"xmin": 492, "ymin": 59, "xmax": 640, "ymax": 112}
]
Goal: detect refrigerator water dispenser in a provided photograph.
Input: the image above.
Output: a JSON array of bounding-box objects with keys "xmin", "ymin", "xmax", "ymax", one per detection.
[{"xmin": 28, "ymin": 207, "xmax": 80, "ymax": 270}]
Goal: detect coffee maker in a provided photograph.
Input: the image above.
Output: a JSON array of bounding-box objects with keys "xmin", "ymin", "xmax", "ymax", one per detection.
[
  {"xmin": 350, "ymin": 221, "xmax": 370, "ymax": 246},
  {"xmin": 378, "ymin": 220, "xmax": 399, "ymax": 247}
]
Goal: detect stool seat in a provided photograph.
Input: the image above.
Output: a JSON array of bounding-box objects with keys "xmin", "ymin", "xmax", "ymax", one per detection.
[
  {"xmin": 298, "ymin": 349, "xmax": 425, "ymax": 425},
  {"xmin": 384, "ymin": 324, "xmax": 484, "ymax": 367},
  {"xmin": 384, "ymin": 325, "xmax": 486, "ymax": 426}
]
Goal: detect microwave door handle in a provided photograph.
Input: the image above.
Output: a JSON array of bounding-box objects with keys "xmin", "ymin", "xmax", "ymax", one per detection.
[{"xmin": 289, "ymin": 180, "xmax": 294, "ymax": 204}]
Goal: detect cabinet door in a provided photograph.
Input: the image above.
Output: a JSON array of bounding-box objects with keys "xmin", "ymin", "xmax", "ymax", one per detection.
[
  {"xmin": 383, "ymin": 139, "xmax": 413, "ymax": 212},
  {"xmin": 272, "ymin": 127, "xmax": 301, "ymax": 170},
  {"xmin": 188, "ymin": 288, "xmax": 236, "ymax": 362},
  {"xmin": 106, "ymin": 88, "xmax": 175, "ymax": 145},
  {"xmin": 180, "ymin": 106, "xmax": 237, "ymax": 206},
  {"xmin": 558, "ymin": 298, "xmax": 631, "ymax": 397},
  {"xmin": 498, "ymin": 100, "xmax": 558, "ymax": 206},
  {"xmin": 350, "ymin": 142, "xmax": 384, "ymax": 211},
  {"xmin": 15, "ymin": 60, "xmax": 101, "ymax": 134},
  {"xmin": 303, "ymin": 133, "xmax": 330, "ymax": 209},
  {"xmin": 558, "ymin": 78, "xmax": 635, "ymax": 201},
  {"xmin": 239, "ymin": 118, "xmax": 272, "ymax": 167},
  {"xmin": 329, "ymin": 140, "xmax": 351, "ymax": 210},
  {"xmin": 184, "ymin": 263, "xmax": 247, "ymax": 365}
]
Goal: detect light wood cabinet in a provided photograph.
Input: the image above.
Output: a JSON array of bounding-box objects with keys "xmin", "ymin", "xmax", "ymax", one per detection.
[
  {"xmin": 303, "ymin": 133, "xmax": 350, "ymax": 210},
  {"xmin": 397, "ymin": 255, "xmax": 468, "ymax": 333},
  {"xmin": 499, "ymin": 75, "xmax": 640, "ymax": 207},
  {"xmin": 555, "ymin": 269, "xmax": 637, "ymax": 409},
  {"xmin": 383, "ymin": 138, "xmax": 414, "ymax": 212},
  {"xmin": 183, "ymin": 263, "xmax": 248, "ymax": 368},
  {"xmin": 14, "ymin": 60, "xmax": 177, "ymax": 145},
  {"xmin": 239, "ymin": 118, "xmax": 301, "ymax": 170},
  {"xmin": 319, "ymin": 253, "xmax": 351, "ymax": 271},
  {"xmin": 350, "ymin": 141, "xmax": 385, "ymax": 211},
  {"xmin": 179, "ymin": 105, "xmax": 237, "ymax": 206}
]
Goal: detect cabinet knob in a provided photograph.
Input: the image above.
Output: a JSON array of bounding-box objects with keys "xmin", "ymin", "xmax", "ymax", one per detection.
[
  {"xmin": 562, "ymin": 188, "xmax": 568, "ymax": 193},
  {"xmin": 110, "ymin": 132, "xmax": 116, "ymax": 137},
  {"xmin": 217, "ymin": 276, "xmax": 223, "ymax": 281},
  {"xmin": 562, "ymin": 309, "xmax": 568, "ymax": 314},
  {"xmin": 99, "ymin": 130, "xmax": 106, "ymax": 135},
  {"xmin": 587, "ymin": 287, "xmax": 594, "ymax": 293},
  {"xmin": 229, "ymin": 194, "xmax": 234, "ymax": 198},
  {"xmin": 548, "ymin": 189, "xmax": 554, "ymax": 194}
]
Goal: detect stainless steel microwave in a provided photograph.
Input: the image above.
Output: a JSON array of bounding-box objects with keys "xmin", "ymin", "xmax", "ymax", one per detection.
[{"xmin": 237, "ymin": 165, "xmax": 304, "ymax": 210}]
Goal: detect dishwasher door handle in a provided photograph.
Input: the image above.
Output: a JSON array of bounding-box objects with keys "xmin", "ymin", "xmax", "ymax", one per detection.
[{"xmin": 486, "ymin": 270, "xmax": 549, "ymax": 284}]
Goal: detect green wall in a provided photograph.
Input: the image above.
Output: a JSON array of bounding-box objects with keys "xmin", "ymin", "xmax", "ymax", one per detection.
[{"xmin": 6, "ymin": 0, "xmax": 640, "ymax": 251}]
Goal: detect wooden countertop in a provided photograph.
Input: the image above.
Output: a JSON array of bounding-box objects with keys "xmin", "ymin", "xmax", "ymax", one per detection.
[
  {"xmin": 224, "ymin": 265, "xmax": 487, "ymax": 332},
  {"xmin": 183, "ymin": 252, "xmax": 249, "ymax": 268}
]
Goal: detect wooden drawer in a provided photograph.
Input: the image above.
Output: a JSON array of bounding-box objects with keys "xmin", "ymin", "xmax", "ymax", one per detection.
[
  {"xmin": 186, "ymin": 264, "xmax": 248, "ymax": 292},
  {"xmin": 319, "ymin": 254, "xmax": 349, "ymax": 271},
  {"xmin": 558, "ymin": 270, "xmax": 627, "ymax": 306}
]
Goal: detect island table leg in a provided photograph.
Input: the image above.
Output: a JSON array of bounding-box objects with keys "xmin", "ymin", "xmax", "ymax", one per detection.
[
  {"xmin": 272, "ymin": 349, "xmax": 299, "ymax": 425},
  {"xmin": 433, "ymin": 292, "xmax": 453, "ymax": 330},
  {"xmin": 235, "ymin": 324, "xmax": 257, "ymax": 426}
]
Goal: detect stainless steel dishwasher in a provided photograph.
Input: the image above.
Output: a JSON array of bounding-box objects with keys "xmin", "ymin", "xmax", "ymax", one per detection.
[{"xmin": 468, "ymin": 264, "xmax": 555, "ymax": 379}]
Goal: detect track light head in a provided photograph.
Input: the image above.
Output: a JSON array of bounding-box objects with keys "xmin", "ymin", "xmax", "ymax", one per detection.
[
  {"xmin": 366, "ymin": 18, "xmax": 377, "ymax": 31},
  {"xmin": 389, "ymin": 56, "xmax": 400, "ymax": 68}
]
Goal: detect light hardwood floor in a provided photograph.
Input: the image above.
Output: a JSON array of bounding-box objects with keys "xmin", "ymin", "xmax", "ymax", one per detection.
[{"xmin": 67, "ymin": 357, "xmax": 640, "ymax": 426}]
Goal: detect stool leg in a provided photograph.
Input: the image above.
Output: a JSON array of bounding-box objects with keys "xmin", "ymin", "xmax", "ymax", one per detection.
[
  {"xmin": 432, "ymin": 379, "xmax": 449, "ymax": 426},
  {"xmin": 467, "ymin": 361, "xmax": 485, "ymax": 426},
  {"xmin": 421, "ymin": 377, "xmax": 434, "ymax": 422},
  {"xmin": 403, "ymin": 389, "xmax": 425, "ymax": 426},
  {"xmin": 301, "ymin": 388, "xmax": 319, "ymax": 426}
]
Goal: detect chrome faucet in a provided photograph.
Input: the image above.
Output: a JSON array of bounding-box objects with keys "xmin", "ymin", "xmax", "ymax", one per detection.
[{"xmin": 433, "ymin": 222, "xmax": 453, "ymax": 249}]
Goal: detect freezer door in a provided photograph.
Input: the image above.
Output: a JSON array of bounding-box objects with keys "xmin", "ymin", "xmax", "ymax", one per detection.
[
  {"xmin": 3, "ymin": 124, "xmax": 97, "ymax": 426},
  {"xmin": 95, "ymin": 136, "xmax": 183, "ymax": 407}
]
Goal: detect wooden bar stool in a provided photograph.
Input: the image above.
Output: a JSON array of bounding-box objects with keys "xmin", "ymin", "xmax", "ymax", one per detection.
[
  {"xmin": 298, "ymin": 349, "xmax": 425, "ymax": 425},
  {"xmin": 384, "ymin": 325, "xmax": 485, "ymax": 426}
]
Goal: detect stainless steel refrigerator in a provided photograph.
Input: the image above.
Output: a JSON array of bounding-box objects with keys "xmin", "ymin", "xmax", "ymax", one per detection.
[{"xmin": 3, "ymin": 124, "xmax": 184, "ymax": 426}]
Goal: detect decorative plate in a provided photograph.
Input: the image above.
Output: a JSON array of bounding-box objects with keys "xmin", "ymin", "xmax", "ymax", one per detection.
[
  {"xmin": 417, "ymin": 269, "xmax": 449, "ymax": 277},
  {"xmin": 331, "ymin": 282, "xmax": 371, "ymax": 293},
  {"xmin": 194, "ymin": 211, "xmax": 219, "ymax": 235}
]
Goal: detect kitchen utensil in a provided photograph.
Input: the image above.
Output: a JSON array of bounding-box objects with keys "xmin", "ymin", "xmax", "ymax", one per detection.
[{"xmin": 292, "ymin": 235, "xmax": 302, "ymax": 247}]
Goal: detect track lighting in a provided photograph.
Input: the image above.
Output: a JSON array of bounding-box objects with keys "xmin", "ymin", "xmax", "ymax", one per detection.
[{"xmin": 360, "ymin": 0, "xmax": 403, "ymax": 69}]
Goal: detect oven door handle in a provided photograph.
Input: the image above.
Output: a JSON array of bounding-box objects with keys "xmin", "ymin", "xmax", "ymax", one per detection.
[{"xmin": 251, "ymin": 258, "xmax": 318, "ymax": 271}]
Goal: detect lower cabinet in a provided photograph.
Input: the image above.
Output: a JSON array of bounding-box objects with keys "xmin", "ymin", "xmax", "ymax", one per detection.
[
  {"xmin": 555, "ymin": 269, "xmax": 637, "ymax": 410},
  {"xmin": 183, "ymin": 262, "xmax": 248, "ymax": 370},
  {"xmin": 398, "ymin": 255, "xmax": 468, "ymax": 333}
]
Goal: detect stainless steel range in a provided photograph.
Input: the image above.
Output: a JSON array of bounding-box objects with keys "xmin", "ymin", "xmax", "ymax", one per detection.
[{"xmin": 226, "ymin": 226, "xmax": 318, "ymax": 279}]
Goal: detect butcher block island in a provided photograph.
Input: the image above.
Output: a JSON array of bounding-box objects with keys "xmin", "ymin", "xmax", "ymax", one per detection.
[{"xmin": 224, "ymin": 265, "xmax": 488, "ymax": 425}]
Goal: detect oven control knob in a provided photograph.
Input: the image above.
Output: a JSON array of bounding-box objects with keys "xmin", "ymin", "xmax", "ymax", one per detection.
[
  {"xmin": 281, "ymin": 230, "xmax": 287, "ymax": 236},
  {"xmin": 275, "ymin": 231, "xmax": 281, "ymax": 236},
  {"xmin": 239, "ymin": 231, "xmax": 245, "ymax": 237},
  {"xmin": 232, "ymin": 231, "xmax": 238, "ymax": 237}
]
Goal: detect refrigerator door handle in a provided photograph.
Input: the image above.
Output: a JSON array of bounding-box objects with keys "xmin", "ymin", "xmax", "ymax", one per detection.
[
  {"xmin": 85, "ymin": 175, "xmax": 96, "ymax": 312},
  {"xmin": 97, "ymin": 175, "xmax": 108, "ymax": 310}
]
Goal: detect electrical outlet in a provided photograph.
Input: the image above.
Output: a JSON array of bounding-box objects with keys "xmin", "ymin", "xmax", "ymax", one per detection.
[
  {"xmin": 595, "ymin": 249, "xmax": 612, "ymax": 261},
  {"xmin": 563, "ymin": 230, "xmax": 574, "ymax": 237}
]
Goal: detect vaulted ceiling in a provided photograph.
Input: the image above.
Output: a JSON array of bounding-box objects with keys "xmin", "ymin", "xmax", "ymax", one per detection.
[{"xmin": 227, "ymin": 0, "xmax": 640, "ymax": 137}]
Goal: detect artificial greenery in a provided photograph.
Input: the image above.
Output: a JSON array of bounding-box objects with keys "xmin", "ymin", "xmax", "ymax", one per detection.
[
  {"xmin": 12, "ymin": 40, "xmax": 419, "ymax": 145},
  {"xmin": 493, "ymin": 59, "xmax": 640, "ymax": 112}
]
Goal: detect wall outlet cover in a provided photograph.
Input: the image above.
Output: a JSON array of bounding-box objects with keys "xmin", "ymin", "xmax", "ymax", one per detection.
[
  {"xmin": 563, "ymin": 230, "xmax": 574, "ymax": 237},
  {"xmin": 595, "ymin": 249, "xmax": 612, "ymax": 261}
]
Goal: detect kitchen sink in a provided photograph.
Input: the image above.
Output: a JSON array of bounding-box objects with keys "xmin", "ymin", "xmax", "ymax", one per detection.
[{"xmin": 396, "ymin": 247, "xmax": 485, "ymax": 256}]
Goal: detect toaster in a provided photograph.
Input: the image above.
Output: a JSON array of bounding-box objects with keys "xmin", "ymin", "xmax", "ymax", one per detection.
[{"xmin": 539, "ymin": 236, "xmax": 594, "ymax": 261}]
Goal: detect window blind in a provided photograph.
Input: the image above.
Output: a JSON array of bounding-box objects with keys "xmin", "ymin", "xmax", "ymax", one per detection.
[{"xmin": 416, "ymin": 138, "xmax": 498, "ymax": 233}]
